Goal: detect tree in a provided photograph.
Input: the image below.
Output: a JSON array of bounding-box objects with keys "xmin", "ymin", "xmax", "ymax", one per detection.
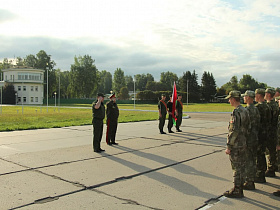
[
  {"xmin": 2, "ymin": 84, "xmax": 16, "ymax": 104},
  {"xmin": 118, "ymin": 87, "xmax": 129, "ymax": 100},
  {"xmin": 16, "ymin": 57, "xmax": 24, "ymax": 66},
  {"xmin": 160, "ymin": 71, "xmax": 178, "ymax": 91},
  {"xmin": 23, "ymin": 54, "xmax": 37, "ymax": 67},
  {"xmin": 239, "ymin": 74, "xmax": 259, "ymax": 93},
  {"xmin": 98, "ymin": 70, "xmax": 112, "ymax": 94},
  {"xmin": 69, "ymin": 55, "xmax": 99, "ymax": 98},
  {"xmin": 146, "ymin": 81, "xmax": 168, "ymax": 91},
  {"xmin": 125, "ymin": 75, "xmax": 134, "ymax": 91},
  {"xmin": 135, "ymin": 73, "xmax": 154, "ymax": 91},
  {"xmin": 113, "ymin": 68, "xmax": 126, "ymax": 95},
  {"xmin": 179, "ymin": 70, "xmax": 200, "ymax": 102},
  {"xmin": 201, "ymin": 71, "xmax": 217, "ymax": 102}
]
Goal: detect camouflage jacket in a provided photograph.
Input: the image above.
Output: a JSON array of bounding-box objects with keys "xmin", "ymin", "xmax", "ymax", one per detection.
[
  {"xmin": 227, "ymin": 105, "xmax": 250, "ymax": 150},
  {"xmin": 255, "ymin": 101, "xmax": 271, "ymax": 142},
  {"xmin": 246, "ymin": 104, "xmax": 260, "ymax": 147},
  {"xmin": 278, "ymin": 115, "xmax": 280, "ymax": 145},
  {"xmin": 267, "ymin": 100, "xmax": 279, "ymax": 128}
]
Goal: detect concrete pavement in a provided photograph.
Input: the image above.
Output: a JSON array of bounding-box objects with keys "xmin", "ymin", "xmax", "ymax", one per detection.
[{"xmin": 0, "ymin": 113, "xmax": 279, "ymax": 209}]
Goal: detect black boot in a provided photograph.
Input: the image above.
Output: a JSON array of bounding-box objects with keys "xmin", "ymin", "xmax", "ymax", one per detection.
[
  {"xmin": 243, "ymin": 181, "xmax": 255, "ymax": 190},
  {"xmin": 223, "ymin": 185, "xmax": 244, "ymax": 198}
]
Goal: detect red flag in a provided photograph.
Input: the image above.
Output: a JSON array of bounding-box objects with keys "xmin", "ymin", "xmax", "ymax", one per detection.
[{"xmin": 171, "ymin": 81, "xmax": 177, "ymax": 124}]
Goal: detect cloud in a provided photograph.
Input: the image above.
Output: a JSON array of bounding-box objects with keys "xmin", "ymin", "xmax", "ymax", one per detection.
[{"xmin": 0, "ymin": 9, "xmax": 18, "ymax": 23}]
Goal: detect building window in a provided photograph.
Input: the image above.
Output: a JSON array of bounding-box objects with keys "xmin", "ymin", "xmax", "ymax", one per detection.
[
  {"xmin": 18, "ymin": 97, "xmax": 21, "ymax": 103},
  {"xmin": 18, "ymin": 86, "xmax": 21, "ymax": 91},
  {"xmin": 35, "ymin": 86, "xmax": 38, "ymax": 91},
  {"xmin": 23, "ymin": 86, "xmax": 26, "ymax": 91},
  {"xmin": 31, "ymin": 86, "xmax": 34, "ymax": 91},
  {"xmin": 31, "ymin": 97, "xmax": 34, "ymax": 102},
  {"xmin": 35, "ymin": 97, "xmax": 38, "ymax": 102},
  {"xmin": 23, "ymin": 97, "xmax": 26, "ymax": 102}
]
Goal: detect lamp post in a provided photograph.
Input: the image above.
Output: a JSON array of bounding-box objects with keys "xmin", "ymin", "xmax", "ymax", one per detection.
[
  {"xmin": 133, "ymin": 76, "xmax": 135, "ymax": 110},
  {"xmin": 187, "ymin": 79, "xmax": 189, "ymax": 107},
  {"xmin": 58, "ymin": 74, "xmax": 60, "ymax": 112},
  {"xmin": 54, "ymin": 92, "xmax": 57, "ymax": 107},
  {"xmin": 15, "ymin": 93, "xmax": 17, "ymax": 105}
]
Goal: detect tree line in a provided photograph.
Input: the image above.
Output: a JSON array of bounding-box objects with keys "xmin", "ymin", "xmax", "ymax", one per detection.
[{"xmin": 0, "ymin": 50, "xmax": 270, "ymax": 103}]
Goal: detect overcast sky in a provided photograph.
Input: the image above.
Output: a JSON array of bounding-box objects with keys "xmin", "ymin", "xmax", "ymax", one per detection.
[{"xmin": 0, "ymin": 0, "xmax": 280, "ymax": 87}]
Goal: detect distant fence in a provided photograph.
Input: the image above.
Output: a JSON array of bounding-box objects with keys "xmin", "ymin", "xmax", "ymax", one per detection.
[{"xmin": 44, "ymin": 98, "xmax": 158, "ymax": 105}]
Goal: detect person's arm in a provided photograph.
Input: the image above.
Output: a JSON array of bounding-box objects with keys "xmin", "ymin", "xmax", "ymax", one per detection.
[
  {"xmin": 226, "ymin": 110, "xmax": 240, "ymax": 154},
  {"xmin": 94, "ymin": 97, "xmax": 102, "ymax": 109}
]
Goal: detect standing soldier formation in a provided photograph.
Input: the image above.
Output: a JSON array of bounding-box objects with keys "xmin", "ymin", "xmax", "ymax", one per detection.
[
  {"xmin": 106, "ymin": 92, "xmax": 119, "ymax": 145},
  {"xmin": 224, "ymin": 87, "xmax": 280, "ymax": 198}
]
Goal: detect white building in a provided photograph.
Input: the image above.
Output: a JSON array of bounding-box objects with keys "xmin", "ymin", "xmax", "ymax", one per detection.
[{"xmin": 2, "ymin": 67, "xmax": 44, "ymax": 105}]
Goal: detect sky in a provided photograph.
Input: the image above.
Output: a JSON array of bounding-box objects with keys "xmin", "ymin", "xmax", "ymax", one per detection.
[{"xmin": 0, "ymin": 0, "xmax": 280, "ymax": 88}]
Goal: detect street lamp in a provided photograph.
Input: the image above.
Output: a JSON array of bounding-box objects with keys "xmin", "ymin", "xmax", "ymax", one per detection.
[
  {"xmin": 133, "ymin": 76, "xmax": 135, "ymax": 110},
  {"xmin": 15, "ymin": 93, "xmax": 17, "ymax": 105},
  {"xmin": 54, "ymin": 92, "xmax": 57, "ymax": 107},
  {"xmin": 187, "ymin": 79, "xmax": 189, "ymax": 107}
]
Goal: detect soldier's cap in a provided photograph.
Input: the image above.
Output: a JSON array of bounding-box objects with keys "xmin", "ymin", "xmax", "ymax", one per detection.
[
  {"xmin": 169, "ymin": 95, "xmax": 172, "ymax": 98},
  {"xmin": 255, "ymin": 88, "xmax": 265, "ymax": 96},
  {"xmin": 161, "ymin": 94, "xmax": 166, "ymax": 97},
  {"xmin": 276, "ymin": 87, "xmax": 280, "ymax": 93},
  {"xmin": 97, "ymin": 93, "xmax": 105, "ymax": 97},
  {"xmin": 109, "ymin": 91, "xmax": 116, "ymax": 99},
  {"xmin": 241, "ymin": 90, "xmax": 255, "ymax": 98},
  {"xmin": 265, "ymin": 88, "xmax": 276, "ymax": 96},
  {"xmin": 225, "ymin": 90, "xmax": 241, "ymax": 99},
  {"xmin": 178, "ymin": 93, "xmax": 182, "ymax": 97}
]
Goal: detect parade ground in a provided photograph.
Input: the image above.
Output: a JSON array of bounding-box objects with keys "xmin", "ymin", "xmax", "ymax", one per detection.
[{"xmin": 0, "ymin": 113, "xmax": 279, "ymax": 210}]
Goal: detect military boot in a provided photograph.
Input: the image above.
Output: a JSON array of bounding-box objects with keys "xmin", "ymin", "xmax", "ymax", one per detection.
[
  {"xmin": 243, "ymin": 181, "xmax": 255, "ymax": 190},
  {"xmin": 223, "ymin": 186, "xmax": 244, "ymax": 198},
  {"xmin": 265, "ymin": 170, "xmax": 276, "ymax": 177}
]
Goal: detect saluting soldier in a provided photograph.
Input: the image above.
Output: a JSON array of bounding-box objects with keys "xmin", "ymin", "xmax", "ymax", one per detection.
[
  {"xmin": 255, "ymin": 88, "xmax": 271, "ymax": 183},
  {"xmin": 224, "ymin": 91, "xmax": 250, "ymax": 198},
  {"xmin": 175, "ymin": 94, "xmax": 183, "ymax": 132},
  {"xmin": 265, "ymin": 88, "xmax": 279, "ymax": 177},
  {"xmin": 167, "ymin": 95, "xmax": 174, "ymax": 133},
  {"xmin": 106, "ymin": 92, "xmax": 119, "ymax": 145},
  {"xmin": 92, "ymin": 93, "xmax": 106, "ymax": 153},
  {"xmin": 242, "ymin": 90, "xmax": 260, "ymax": 190},
  {"xmin": 158, "ymin": 94, "xmax": 167, "ymax": 134}
]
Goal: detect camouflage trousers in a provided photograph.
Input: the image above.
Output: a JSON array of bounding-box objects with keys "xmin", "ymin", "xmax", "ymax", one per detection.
[
  {"xmin": 256, "ymin": 143, "xmax": 267, "ymax": 178},
  {"xmin": 229, "ymin": 148, "xmax": 246, "ymax": 186},
  {"xmin": 245, "ymin": 146, "xmax": 257, "ymax": 182},
  {"xmin": 266, "ymin": 131, "xmax": 278, "ymax": 172}
]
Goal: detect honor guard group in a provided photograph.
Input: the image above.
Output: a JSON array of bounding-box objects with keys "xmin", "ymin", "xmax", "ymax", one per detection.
[{"xmin": 92, "ymin": 88, "xmax": 280, "ymax": 198}]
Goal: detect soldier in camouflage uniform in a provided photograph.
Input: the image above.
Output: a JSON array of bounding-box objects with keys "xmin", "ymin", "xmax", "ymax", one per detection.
[
  {"xmin": 273, "ymin": 96, "xmax": 280, "ymax": 197},
  {"xmin": 255, "ymin": 88, "xmax": 271, "ymax": 183},
  {"xmin": 274, "ymin": 88, "xmax": 280, "ymax": 101},
  {"xmin": 264, "ymin": 88, "xmax": 279, "ymax": 177},
  {"xmin": 242, "ymin": 90, "xmax": 260, "ymax": 190},
  {"xmin": 223, "ymin": 91, "xmax": 250, "ymax": 198}
]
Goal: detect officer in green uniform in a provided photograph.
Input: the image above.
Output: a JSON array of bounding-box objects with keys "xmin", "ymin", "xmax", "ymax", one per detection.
[
  {"xmin": 167, "ymin": 95, "xmax": 174, "ymax": 133},
  {"xmin": 106, "ymin": 92, "xmax": 119, "ymax": 145},
  {"xmin": 175, "ymin": 94, "xmax": 183, "ymax": 132},
  {"xmin": 92, "ymin": 93, "xmax": 105, "ymax": 153},
  {"xmin": 158, "ymin": 94, "xmax": 167, "ymax": 134},
  {"xmin": 265, "ymin": 88, "xmax": 279, "ymax": 177},
  {"xmin": 224, "ymin": 91, "xmax": 250, "ymax": 198},
  {"xmin": 242, "ymin": 90, "xmax": 260, "ymax": 190},
  {"xmin": 255, "ymin": 88, "xmax": 271, "ymax": 183}
]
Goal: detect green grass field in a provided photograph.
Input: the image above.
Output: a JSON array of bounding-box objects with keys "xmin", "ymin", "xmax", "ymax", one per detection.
[{"xmin": 0, "ymin": 103, "xmax": 234, "ymax": 132}]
